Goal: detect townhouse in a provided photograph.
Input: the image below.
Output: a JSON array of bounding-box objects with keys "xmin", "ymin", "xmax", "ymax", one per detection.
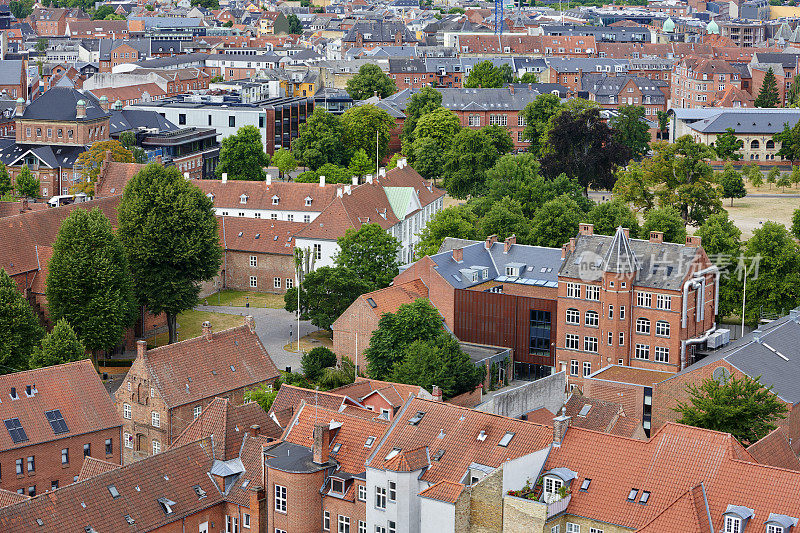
[
  {"xmin": 582, "ymin": 74, "xmax": 669, "ymax": 118},
  {"xmin": 670, "ymin": 55, "xmax": 742, "ymax": 108},
  {"xmin": 115, "ymin": 318, "xmax": 279, "ymax": 463},
  {"xmin": 342, "ymin": 21, "xmax": 419, "ymax": 51},
  {"xmin": 0, "ymin": 361, "xmax": 122, "ymax": 496}
]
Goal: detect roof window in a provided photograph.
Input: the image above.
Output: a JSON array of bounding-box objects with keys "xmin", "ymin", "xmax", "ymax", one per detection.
[
  {"xmin": 432, "ymin": 449, "xmax": 445, "ymax": 461},
  {"xmin": 108, "ymin": 485, "xmax": 120, "ymax": 499},
  {"xmin": 331, "ymin": 443, "xmax": 342, "ymax": 454},
  {"xmin": 477, "ymin": 430, "xmax": 487, "ymax": 442},
  {"xmin": 580, "ymin": 478, "xmax": 591, "ymax": 491},
  {"xmin": 385, "ymin": 448, "xmax": 401, "ymax": 461},
  {"xmin": 498, "ymin": 432, "xmax": 515, "ymax": 447},
  {"xmin": 639, "ymin": 491, "xmax": 650, "ymax": 504},
  {"xmin": 124, "ymin": 515, "xmax": 135, "ymax": 525},
  {"xmin": 367, "ymin": 298, "xmax": 377, "ymax": 308},
  {"xmin": 45, "ymin": 409, "xmax": 69, "ymax": 435},
  {"xmin": 272, "ymin": 195, "xmax": 279, "ymax": 205},
  {"xmin": 365, "ymin": 436, "xmax": 375, "ymax": 448},
  {"xmin": 157, "ymin": 497, "xmax": 176, "ymax": 515},
  {"xmin": 4, "ymin": 418, "xmax": 27, "ymax": 444},
  {"xmin": 627, "ymin": 488, "xmax": 639, "ymax": 501},
  {"xmin": 408, "ymin": 411, "xmax": 425, "ymax": 425},
  {"xmin": 193, "ymin": 485, "xmax": 207, "ymax": 499}
]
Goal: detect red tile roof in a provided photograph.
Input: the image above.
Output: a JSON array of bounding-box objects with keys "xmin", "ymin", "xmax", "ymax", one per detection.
[
  {"xmin": 418, "ymin": 480, "xmax": 464, "ymax": 503},
  {"xmin": 94, "ymin": 160, "xmax": 145, "ymax": 198},
  {"xmin": 0, "ymin": 360, "xmax": 121, "ymax": 453},
  {"xmin": 218, "ymin": 216, "xmax": 300, "ymax": 255},
  {"xmin": 0, "ymin": 201, "xmax": 47, "ymax": 219},
  {"xmin": 384, "ymin": 445, "xmax": 429, "ymax": 472},
  {"xmin": 746, "ymin": 427, "xmax": 800, "ymax": 471},
  {"xmin": 269, "ymin": 384, "xmax": 363, "ymax": 427},
  {"xmin": 142, "ymin": 323, "xmax": 279, "ymax": 409},
  {"xmin": 193, "ymin": 179, "xmax": 339, "ymax": 212},
  {"xmin": 0, "ymin": 489, "xmax": 29, "ymax": 509},
  {"xmin": 77, "ymin": 456, "xmax": 121, "ymax": 482},
  {"xmin": 636, "ymin": 484, "xmax": 714, "ymax": 533},
  {"xmin": 353, "ymin": 279, "xmax": 429, "ymax": 318},
  {"xmin": 331, "ymin": 377, "xmax": 430, "ymax": 408}
]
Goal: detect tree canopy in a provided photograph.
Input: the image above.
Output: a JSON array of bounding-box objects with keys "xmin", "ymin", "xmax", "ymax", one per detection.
[
  {"xmin": 335, "ymin": 223, "xmax": 400, "ymax": 290},
  {"xmin": 15, "ymin": 164, "xmax": 40, "ymax": 198},
  {"xmin": 345, "ymin": 63, "xmax": 397, "ymax": 100},
  {"xmin": 301, "ymin": 346, "xmax": 337, "ymax": 381},
  {"xmin": 272, "ymin": 148, "xmax": 297, "ymax": 180},
  {"xmin": 754, "ymin": 67, "xmax": 780, "ymax": 108},
  {"xmin": 696, "ymin": 212, "xmax": 742, "ymax": 318},
  {"xmin": 775, "ymin": 121, "xmax": 800, "ymax": 163},
  {"xmin": 73, "ymin": 140, "xmax": 135, "ymax": 195},
  {"xmin": 30, "ymin": 318, "xmax": 87, "ymax": 369},
  {"xmin": 743, "ymin": 221, "xmax": 800, "ymax": 323},
  {"xmin": 215, "ymin": 125, "xmax": 270, "ymax": 181},
  {"xmin": 520, "ymin": 93, "xmax": 562, "ymax": 157},
  {"xmin": 284, "ymin": 266, "xmax": 372, "ymax": 330},
  {"xmin": 292, "ymin": 108, "xmax": 347, "ymax": 170},
  {"xmin": 340, "ymin": 105, "xmax": 395, "ymax": 166},
  {"xmin": 587, "ymin": 200, "xmax": 640, "ymax": 236},
  {"xmin": 0, "ymin": 269, "xmax": 44, "ymax": 373},
  {"xmin": 391, "ymin": 337, "xmax": 484, "ymax": 400},
  {"xmin": 415, "ymin": 204, "xmax": 478, "ymax": 258},
  {"xmin": 714, "ymin": 128, "xmax": 744, "ymax": 161},
  {"xmin": 463, "ymin": 60, "xmax": 506, "ymax": 88},
  {"xmin": 118, "ymin": 164, "xmax": 222, "ymax": 343},
  {"xmin": 610, "ymin": 104, "xmax": 651, "ymax": 160},
  {"xmin": 529, "ymin": 195, "xmax": 586, "ymax": 248},
  {"xmin": 441, "ymin": 128, "xmax": 502, "ymax": 198},
  {"xmin": 400, "ymin": 86, "xmax": 443, "ymax": 148},
  {"xmin": 287, "ymin": 13, "xmax": 303, "ymax": 34},
  {"xmin": 717, "ymin": 163, "xmax": 747, "ymax": 206},
  {"xmin": 640, "ymin": 207, "xmax": 687, "ymax": 243},
  {"xmin": 0, "ymin": 163, "xmax": 11, "ymax": 197}
]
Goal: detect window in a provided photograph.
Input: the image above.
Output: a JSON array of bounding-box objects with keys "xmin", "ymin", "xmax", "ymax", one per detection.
[
  {"xmin": 250, "ymin": 276, "xmax": 257, "ymax": 288},
  {"xmin": 608, "ymin": 331, "xmax": 613, "ymax": 345},
  {"xmin": 584, "ymin": 337, "xmax": 598, "ymax": 353},
  {"xmin": 28, "ymin": 485, "xmax": 35, "ymax": 497},
  {"xmin": 375, "ymin": 486, "xmax": 386, "ymax": 509},
  {"xmin": 229, "ymin": 116, "xmax": 235, "ymax": 127},
  {"xmin": 656, "ymin": 294, "xmax": 671, "ymax": 310},
  {"xmin": 586, "ymin": 285, "xmax": 600, "ymax": 301},
  {"xmin": 274, "ymin": 277, "xmax": 281, "ymax": 289},
  {"xmin": 151, "ymin": 411, "xmax": 160, "ymax": 428},
  {"xmin": 566, "ymin": 308, "xmax": 579, "ymax": 325},
  {"xmin": 105, "ymin": 439, "xmax": 112, "ymax": 455},
  {"xmin": 619, "ymin": 332, "xmax": 625, "ymax": 346},
  {"xmin": 570, "ymin": 360, "xmax": 579, "ymax": 376},
  {"xmin": 5, "ymin": 418, "xmax": 27, "ymax": 443},
  {"xmin": 566, "ymin": 524, "xmax": 581, "ymax": 533},
  {"xmin": 358, "ymin": 484, "xmax": 367, "ymax": 501},
  {"xmin": 636, "ymin": 318, "xmax": 651, "ymax": 335},
  {"xmin": 635, "ymin": 344, "xmax": 650, "ymax": 360},
  {"xmin": 62, "ymin": 448, "xmax": 69, "ymax": 464},
  {"xmin": 585, "ymin": 310, "xmax": 599, "ymax": 327},
  {"xmin": 194, "ymin": 405, "xmax": 202, "ymax": 419},
  {"xmin": 84, "ymin": 443, "xmax": 91, "ymax": 457},
  {"xmin": 637, "ymin": 292, "xmax": 652, "ymax": 308},
  {"xmin": 388, "ymin": 521, "xmax": 396, "ymax": 533},
  {"xmin": 179, "ymin": 113, "xmax": 186, "ymax": 125},
  {"xmin": 655, "ymin": 321, "xmax": 670, "ymax": 337},
  {"xmin": 243, "ymin": 513, "xmax": 250, "ymax": 528},
  {"xmin": 552, "ymin": 526, "xmax": 561, "ymax": 533},
  {"xmin": 654, "ymin": 346, "xmax": 669, "ymax": 363},
  {"xmin": 583, "ymin": 361, "xmax": 591, "ymax": 377},
  {"xmin": 359, "ymin": 522, "xmax": 367, "ymax": 533},
  {"xmin": 287, "ymin": 214, "xmax": 294, "ymax": 222},
  {"xmin": 323, "ymin": 511, "xmax": 330, "ymax": 530},
  {"xmin": 620, "ymin": 306, "xmax": 625, "ymax": 319},
  {"xmin": 566, "ymin": 283, "xmax": 581, "ymax": 298},
  {"xmin": 304, "ymin": 214, "xmax": 311, "ymax": 223},
  {"xmin": 15, "ymin": 458, "xmax": 23, "ymax": 475},
  {"xmin": 314, "ymin": 244, "xmax": 322, "ymax": 260},
  {"xmin": 376, "ymin": 527, "xmax": 386, "ymax": 533},
  {"xmin": 286, "ymin": 278, "xmax": 294, "ymax": 289},
  {"xmin": 331, "ymin": 479, "xmax": 344, "ymax": 494},
  {"xmin": 338, "ymin": 515, "xmax": 350, "ymax": 533},
  {"xmin": 152, "ymin": 440, "xmax": 160, "ymax": 454},
  {"xmin": 724, "ymin": 516, "xmax": 742, "ymax": 533},
  {"xmin": 275, "ymin": 484, "xmax": 287, "ymax": 512},
  {"xmin": 767, "ymin": 526, "xmax": 784, "ymax": 533},
  {"xmin": 589, "ymin": 529, "xmax": 604, "ymax": 533},
  {"xmin": 608, "ymin": 305, "xmax": 613, "ymax": 319},
  {"xmin": 225, "ymin": 515, "xmax": 238, "ymax": 533},
  {"xmin": 250, "ymin": 255, "xmax": 257, "ymax": 267},
  {"xmin": 51, "ymin": 480, "xmax": 58, "ymax": 491},
  {"xmin": 388, "ymin": 481, "xmax": 396, "ymax": 501},
  {"xmin": 566, "ymin": 334, "xmax": 579, "ymax": 350},
  {"xmin": 270, "ymin": 213, "xmax": 278, "ymax": 220}
]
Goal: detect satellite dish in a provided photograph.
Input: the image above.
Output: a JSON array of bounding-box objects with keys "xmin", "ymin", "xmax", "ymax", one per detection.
[{"xmin": 713, "ymin": 367, "xmax": 730, "ymax": 384}]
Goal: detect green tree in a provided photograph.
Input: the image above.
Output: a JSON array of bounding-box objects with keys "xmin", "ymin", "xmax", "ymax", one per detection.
[
  {"xmin": 120, "ymin": 131, "xmax": 147, "ymax": 164},
  {"xmin": 415, "ymin": 204, "xmax": 478, "ymax": 258},
  {"xmin": 364, "ymin": 299, "xmax": 444, "ymax": 379},
  {"xmin": 696, "ymin": 212, "xmax": 742, "ymax": 318},
  {"xmin": 284, "ymin": 266, "xmax": 372, "ymax": 330},
  {"xmin": 790, "ymin": 165, "xmax": 800, "ymax": 188},
  {"xmin": 675, "ymin": 374, "xmax": 788, "ymax": 445},
  {"xmin": 409, "ymin": 106, "xmax": 461, "ymax": 180},
  {"xmin": 610, "ymin": 104, "xmax": 651, "ymax": 160},
  {"xmin": 345, "ymin": 63, "xmax": 397, "ymax": 100},
  {"xmin": 92, "ymin": 4, "xmax": 115, "ymax": 18},
  {"xmin": 788, "ymin": 74, "xmax": 800, "ymax": 106},
  {"xmin": 410, "ymin": 137, "xmax": 445, "ymax": 182},
  {"xmin": 0, "ymin": 268, "xmax": 44, "ymax": 372},
  {"xmin": 317, "ymin": 356, "xmax": 356, "ymax": 390},
  {"xmin": 717, "ymin": 163, "xmax": 747, "ymax": 206},
  {"xmin": 10, "ymin": 0, "xmax": 34, "ymax": 19},
  {"xmin": 15, "ymin": 164, "xmax": 39, "ymax": 198},
  {"xmin": 340, "ymin": 105, "xmax": 395, "ymax": 166},
  {"xmin": 640, "ymin": 207, "xmax": 687, "ymax": 243},
  {"xmin": 292, "ymin": 108, "xmax": 346, "ymax": 170},
  {"xmin": 215, "ymin": 126, "xmax": 270, "ymax": 181},
  {"xmin": 520, "ymin": 93, "xmax": 562, "ymax": 157},
  {"xmin": 413, "ymin": 106, "xmax": 461, "ymax": 145},
  {"xmin": 391, "ymin": 337, "xmax": 484, "ymax": 400},
  {"xmin": 46, "ymin": 209, "xmax": 136, "ymax": 359},
  {"xmin": 777, "ymin": 171, "xmax": 792, "ymax": 190},
  {"xmin": 714, "ymin": 128, "xmax": 744, "ymax": 161},
  {"xmin": 30, "ymin": 318, "xmax": 87, "ymax": 368},
  {"xmin": 754, "ymin": 67, "xmax": 780, "ymax": 108},
  {"xmin": 587, "ymin": 200, "xmax": 640, "ymax": 236},
  {"xmin": 0, "ymin": 163, "xmax": 11, "ymax": 197},
  {"xmin": 335, "ymin": 223, "xmax": 400, "ymax": 290},
  {"xmin": 272, "ymin": 148, "xmax": 297, "ymax": 180},
  {"xmin": 245, "ymin": 379, "xmax": 281, "ymax": 411},
  {"xmin": 792, "ymin": 207, "xmax": 800, "ymax": 240},
  {"xmin": 656, "ymin": 110, "xmax": 670, "ymax": 140},
  {"xmin": 287, "ymin": 13, "xmax": 302, "ymax": 34},
  {"xmin": 478, "ymin": 196, "xmax": 532, "ymax": 243},
  {"xmin": 481, "ymin": 124, "xmax": 514, "ymax": 156},
  {"xmin": 400, "ymin": 86, "xmax": 442, "ymax": 147},
  {"xmin": 74, "ymin": 139, "xmax": 136, "ymax": 195},
  {"xmin": 441, "ymin": 128, "xmax": 501, "ymax": 198},
  {"xmin": 767, "ymin": 166, "xmax": 780, "ymax": 189},
  {"xmin": 516, "ymin": 72, "xmax": 539, "ymax": 83},
  {"xmin": 744, "ymin": 222, "xmax": 800, "ymax": 322},
  {"xmin": 348, "ymin": 148, "xmax": 373, "ymax": 181},
  {"xmin": 294, "ymin": 163, "xmax": 352, "ymax": 184},
  {"xmin": 774, "ymin": 121, "xmax": 800, "ymax": 163},
  {"xmin": 499, "ymin": 64, "xmax": 515, "ymax": 84},
  {"xmin": 464, "ymin": 60, "xmax": 505, "ymax": 88},
  {"xmin": 118, "ymin": 164, "xmax": 222, "ymax": 344},
  {"xmin": 301, "ymin": 346, "xmax": 337, "ymax": 381},
  {"xmin": 35, "ymin": 37, "xmax": 47, "ymax": 52},
  {"xmin": 611, "ymin": 162, "xmax": 655, "ymax": 212},
  {"xmin": 529, "ymin": 195, "xmax": 585, "ymax": 248}
]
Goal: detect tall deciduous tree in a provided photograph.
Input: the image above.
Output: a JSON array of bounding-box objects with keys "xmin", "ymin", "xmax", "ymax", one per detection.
[
  {"xmin": 272, "ymin": 148, "xmax": 297, "ymax": 180},
  {"xmin": 610, "ymin": 104, "xmax": 651, "ymax": 160},
  {"xmin": 284, "ymin": 266, "xmax": 372, "ymax": 330},
  {"xmin": 714, "ymin": 128, "xmax": 744, "ymax": 160},
  {"xmin": 774, "ymin": 121, "xmax": 800, "ymax": 163},
  {"xmin": 612, "ymin": 162, "xmax": 656, "ymax": 212},
  {"xmin": 287, "ymin": 13, "xmax": 302, "ymax": 34},
  {"xmin": 0, "ymin": 163, "xmax": 12, "ymax": 197},
  {"xmin": 463, "ymin": 60, "xmax": 505, "ymax": 88},
  {"xmin": 292, "ymin": 108, "xmax": 347, "ymax": 170},
  {"xmin": 441, "ymin": 128, "xmax": 501, "ymax": 198},
  {"xmin": 15, "ymin": 164, "xmax": 40, "ymax": 198},
  {"xmin": 587, "ymin": 200, "xmax": 640, "ymax": 236},
  {"xmin": 74, "ymin": 140, "xmax": 135, "ymax": 195},
  {"xmin": 401, "ymin": 86, "xmax": 442, "ymax": 147},
  {"xmin": 520, "ymin": 93, "xmax": 562, "ymax": 157},
  {"xmin": 415, "ymin": 204, "xmax": 478, "ymax": 258},
  {"xmin": 340, "ymin": 105, "xmax": 395, "ymax": 166},
  {"xmin": 335, "ymin": 223, "xmax": 400, "ymax": 290},
  {"xmin": 656, "ymin": 110, "xmax": 670, "ymax": 140},
  {"xmin": 118, "ymin": 164, "xmax": 222, "ymax": 343},
  {"xmin": 640, "ymin": 207, "xmax": 687, "ymax": 243},
  {"xmin": 410, "ymin": 106, "xmax": 461, "ymax": 180},
  {"xmin": 744, "ymin": 221, "xmax": 800, "ymax": 323},
  {"xmin": 0, "ymin": 268, "xmax": 43, "ymax": 373},
  {"xmin": 754, "ymin": 67, "xmax": 780, "ymax": 108},
  {"xmin": 717, "ymin": 163, "xmax": 747, "ymax": 206},
  {"xmin": 215, "ymin": 125, "xmax": 270, "ymax": 181},
  {"xmin": 301, "ymin": 346, "xmax": 337, "ymax": 381},
  {"xmin": 391, "ymin": 337, "xmax": 484, "ymax": 400},
  {"xmin": 120, "ymin": 131, "xmax": 148, "ymax": 164},
  {"xmin": 696, "ymin": 212, "xmax": 742, "ymax": 318},
  {"xmin": 30, "ymin": 318, "xmax": 87, "ymax": 368},
  {"xmin": 47, "ymin": 208, "xmax": 136, "ymax": 359},
  {"xmin": 478, "ymin": 196, "xmax": 532, "ymax": 243},
  {"xmin": 675, "ymin": 374, "xmax": 788, "ymax": 445},
  {"xmin": 348, "ymin": 148, "xmax": 373, "ymax": 180},
  {"xmin": 345, "ymin": 63, "xmax": 397, "ymax": 100},
  {"xmin": 529, "ymin": 195, "xmax": 586, "ymax": 247}
]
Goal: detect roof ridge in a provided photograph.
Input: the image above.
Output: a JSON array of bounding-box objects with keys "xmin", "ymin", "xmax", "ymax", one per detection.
[{"xmin": 144, "ymin": 321, "xmax": 249, "ymax": 356}]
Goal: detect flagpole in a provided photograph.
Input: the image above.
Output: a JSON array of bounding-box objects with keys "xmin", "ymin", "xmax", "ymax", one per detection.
[{"xmin": 741, "ymin": 264, "xmax": 747, "ymax": 338}]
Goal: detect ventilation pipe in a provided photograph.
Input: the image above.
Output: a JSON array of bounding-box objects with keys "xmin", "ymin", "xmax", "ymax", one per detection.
[{"xmin": 680, "ymin": 265, "xmax": 720, "ymax": 369}]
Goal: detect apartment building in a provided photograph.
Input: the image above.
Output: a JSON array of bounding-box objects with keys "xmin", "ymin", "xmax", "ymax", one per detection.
[
  {"xmin": 670, "ymin": 55, "xmax": 742, "ymax": 108},
  {"xmin": 583, "ymin": 74, "xmax": 669, "ymax": 118},
  {"xmin": 0, "ymin": 361, "xmax": 121, "ymax": 496}
]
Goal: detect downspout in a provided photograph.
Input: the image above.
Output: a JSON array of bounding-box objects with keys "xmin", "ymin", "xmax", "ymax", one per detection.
[{"xmin": 680, "ymin": 265, "xmax": 720, "ymax": 369}]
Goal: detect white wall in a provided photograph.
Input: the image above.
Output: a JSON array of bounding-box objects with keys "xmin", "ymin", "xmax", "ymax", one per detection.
[
  {"xmin": 419, "ymin": 497, "xmax": 456, "ymax": 533},
  {"xmin": 294, "ymin": 238, "xmax": 339, "ymax": 269},
  {"xmin": 215, "ymin": 207, "xmax": 321, "ymax": 222},
  {"xmin": 501, "ymin": 447, "xmax": 552, "ymax": 494},
  {"xmin": 366, "ymin": 466, "xmax": 430, "ymax": 533}
]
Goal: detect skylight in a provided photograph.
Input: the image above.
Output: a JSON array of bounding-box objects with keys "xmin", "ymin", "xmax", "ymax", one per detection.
[
  {"xmin": 331, "ymin": 443, "xmax": 342, "ymax": 454},
  {"xmin": 365, "ymin": 436, "xmax": 376, "ymax": 448},
  {"xmin": 157, "ymin": 497, "xmax": 176, "ymax": 515},
  {"xmin": 45, "ymin": 409, "xmax": 69, "ymax": 435},
  {"xmin": 367, "ymin": 298, "xmax": 377, "ymax": 308},
  {"xmin": 408, "ymin": 411, "xmax": 425, "ymax": 425},
  {"xmin": 477, "ymin": 430, "xmax": 487, "ymax": 442},
  {"xmin": 639, "ymin": 491, "xmax": 650, "ymax": 504},
  {"xmin": 124, "ymin": 515, "xmax": 135, "ymax": 525},
  {"xmin": 627, "ymin": 488, "xmax": 639, "ymax": 501},
  {"xmin": 385, "ymin": 448, "xmax": 400, "ymax": 461},
  {"xmin": 4, "ymin": 418, "xmax": 28, "ymax": 444},
  {"xmin": 193, "ymin": 486, "xmax": 206, "ymax": 499},
  {"xmin": 432, "ymin": 449, "xmax": 445, "ymax": 461},
  {"xmin": 498, "ymin": 432, "xmax": 515, "ymax": 447},
  {"xmin": 581, "ymin": 478, "xmax": 591, "ymax": 491},
  {"xmin": 108, "ymin": 485, "xmax": 120, "ymax": 499}
]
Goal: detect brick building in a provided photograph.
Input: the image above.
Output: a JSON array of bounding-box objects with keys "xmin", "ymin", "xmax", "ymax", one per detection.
[
  {"xmin": 115, "ymin": 317, "xmax": 279, "ymax": 463},
  {"xmin": 342, "ymin": 21, "xmax": 418, "ymax": 50},
  {"xmin": 670, "ymin": 55, "xmax": 742, "ymax": 108},
  {"xmin": 582, "ymin": 73, "xmax": 669, "ymax": 118},
  {"xmin": 0, "ymin": 360, "xmax": 121, "ymax": 496}
]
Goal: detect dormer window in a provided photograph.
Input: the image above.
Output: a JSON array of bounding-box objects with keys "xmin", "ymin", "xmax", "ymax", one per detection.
[
  {"xmin": 331, "ymin": 478, "xmax": 344, "ymax": 494},
  {"xmin": 723, "ymin": 505, "xmax": 754, "ymax": 533},
  {"xmin": 272, "ymin": 195, "xmax": 279, "ymax": 205},
  {"xmin": 305, "ymin": 196, "xmax": 312, "ymax": 206},
  {"xmin": 724, "ymin": 516, "xmax": 742, "ymax": 533},
  {"xmin": 206, "ymin": 193, "xmax": 214, "ymax": 200},
  {"xmin": 239, "ymin": 194, "xmax": 248, "ymax": 204},
  {"xmin": 505, "ymin": 266, "xmax": 518, "ymax": 277}
]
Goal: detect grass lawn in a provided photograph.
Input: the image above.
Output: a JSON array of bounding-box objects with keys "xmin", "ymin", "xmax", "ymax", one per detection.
[
  {"xmin": 202, "ymin": 289, "xmax": 286, "ymax": 309},
  {"xmin": 148, "ymin": 309, "xmax": 246, "ymax": 348},
  {"xmin": 283, "ymin": 329, "xmax": 332, "ymax": 354},
  {"xmin": 724, "ymin": 194, "xmax": 799, "ymax": 238}
]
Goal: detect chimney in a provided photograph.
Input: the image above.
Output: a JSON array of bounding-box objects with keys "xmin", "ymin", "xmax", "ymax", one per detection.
[
  {"xmin": 250, "ymin": 424, "xmax": 260, "ymax": 437},
  {"xmin": 352, "ymin": 176, "xmax": 358, "ymax": 186},
  {"xmin": 553, "ymin": 407, "xmax": 571, "ymax": 446},
  {"xmin": 245, "ymin": 314, "xmax": 255, "ymax": 333},
  {"xmin": 319, "ymin": 175, "xmax": 326, "ymax": 187},
  {"xmin": 15, "ymin": 97, "xmax": 25, "ymax": 116},
  {"xmin": 509, "ymin": 83, "xmax": 514, "ymax": 94},
  {"xmin": 504, "ymin": 234, "xmax": 516, "ymax": 253},
  {"xmin": 266, "ymin": 174, "xmax": 272, "ymax": 185},
  {"xmin": 76, "ymin": 99, "xmax": 86, "ymax": 119},
  {"xmin": 337, "ymin": 188, "xmax": 343, "ymax": 198},
  {"xmin": 137, "ymin": 339, "xmax": 147, "ymax": 359},
  {"xmin": 528, "ymin": 83, "xmax": 532, "ymax": 91},
  {"xmin": 378, "ymin": 168, "xmax": 386, "ymax": 178},
  {"xmin": 432, "ymin": 385, "xmax": 442, "ymax": 401},
  {"xmin": 202, "ymin": 320, "xmax": 212, "ymax": 341},
  {"xmin": 485, "ymin": 234, "xmax": 498, "ymax": 249},
  {"xmin": 685, "ymin": 235, "xmax": 702, "ymax": 247},
  {"xmin": 453, "ymin": 247, "xmax": 463, "ymax": 263},
  {"xmin": 222, "ymin": 173, "xmax": 228, "ymax": 184},
  {"xmin": 579, "ymin": 223, "xmax": 594, "ymax": 236},
  {"xmin": 312, "ymin": 424, "xmax": 330, "ymax": 464},
  {"xmin": 366, "ymin": 174, "xmax": 373, "ymax": 184},
  {"xmin": 99, "ymin": 95, "xmax": 109, "ymax": 112},
  {"xmin": 649, "ymin": 231, "xmax": 664, "ymax": 244}
]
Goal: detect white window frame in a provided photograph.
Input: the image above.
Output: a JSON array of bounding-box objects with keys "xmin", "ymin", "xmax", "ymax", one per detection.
[
  {"xmin": 250, "ymin": 276, "xmax": 257, "ymax": 288},
  {"xmin": 358, "ymin": 484, "xmax": 367, "ymax": 501},
  {"xmin": 585, "ymin": 285, "xmax": 600, "ymax": 301},
  {"xmin": 635, "ymin": 344, "xmax": 650, "ymax": 360},
  {"xmin": 566, "ymin": 523, "xmax": 581, "ymax": 533},
  {"xmin": 565, "ymin": 334, "xmax": 579, "ymax": 351},
  {"xmin": 275, "ymin": 484, "xmax": 287, "ymax": 513},
  {"xmin": 152, "ymin": 440, "xmax": 161, "ymax": 454},
  {"xmin": 570, "ymin": 360, "xmax": 579, "ymax": 376},
  {"xmin": 250, "ymin": 255, "xmax": 257, "ymax": 267},
  {"xmin": 656, "ymin": 294, "xmax": 671, "ymax": 310},
  {"xmin": 655, "ymin": 320, "xmax": 670, "ymax": 337},
  {"xmin": 375, "ymin": 486, "xmax": 386, "ymax": 509},
  {"xmin": 123, "ymin": 403, "xmax": 131, "ymax": 419},
  {"xmin": 338, "ymin": 515, "xmax": 350, "ymax": 533},
  {"xmin": 654, "ymin": 346, "xmax": 669, "ymax": 363},
  {"xmin": 566, "ymin": 282, "xmax": 581, "ymax": 298},
  {"xmin": 583, "ymin": 336, "xmax": 598, "ymax": 353},
  {"xmin": 151, "ymin": 411, "xmax": 160, "ymax": 428},
  {"xmin": 359, "ymin": 522, "xmax": 367, "ymax": 533},
  {"xmin": 636, "ymin": 317, "xmax": 651, "ymax": 335},
  {"xmin": 583, "ymin": 361, "xmax": 591, "ymax": 377},
  {"xmin": 323, "ymin": 510, "xmax": 330, "ymax": 531},
  {"xmin": 243, "ymin": 513, "xmax": 250, "ymax": 529},
  {"xmin": 585, "ymin": 310, "xmax": 599, "ymax": 327},
  {"xmin": 724, "ymin": 516, "xmax": 742, "ymax": 533},
  {"xmin": 194, "ymin": 405, "xmax": 202, "ymax": 419},
  {"xmin": 388, "ymin": 481, "xmax": 396, "ymax": 501},
  {"xmin": 274, "ymin": 277, "xmax": 281, "ymax": 289},
  {"xmin": 637, "ymin": 291, "xmax": 652, "ymax": 308},
  {"xmin": 566, "ymin": 308, "xmax": 579, "ymax": 325}
]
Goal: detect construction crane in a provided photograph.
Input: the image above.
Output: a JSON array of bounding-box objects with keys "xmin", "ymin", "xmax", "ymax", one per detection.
[{"xmin": 494, "ymin": 0, "xmax": 504, "ymax": 34}]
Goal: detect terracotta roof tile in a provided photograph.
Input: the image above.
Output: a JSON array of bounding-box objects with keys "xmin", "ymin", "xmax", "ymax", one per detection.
[
  {"xmin": 523, "ymin": 407, "xmax": 555, "ymax": 425},
  {"xmin": 635, "ymin": 484, "xmax": 712, "ymax": 533},
  {"xmin": 384, "ymin": 445, "xmax": 429, "ymax": 472},
  {"xmin": 142, "ymin": 323, "xmax": 279, "ymax": 409},
  {"xmin": 193, "ymin": 179, "xmax": 339, "ymax": 212},
  {"xmin": 418, "ymin": 480, "xmax": 464, "ymax": 503},
  {"xmin": 95, "ymin": 161, "xmax": 145, "ymax": 198},
  {"xmin": 0, "ymin": 489, "xmax": 29, "ymax": 509},
  {"xmin": 346, "ymin": 279, "xmax": 429, "ymax": 319},
  {"xmin": 746, "ymin": 427, "xmax": 800, "ymax": 471},
  {"xmin": 565, "ymin": 395, "xmax": 622, "ymax": 433},
  {"xmin": 77, "ymin": 456, "xmax": 121, "ymax": 482},
  {"xmin": 218, "ymin": 216, "xmax": 300, "ymax": 255},
  {"xmin": 0, "ymin": 201, "xmax": 47, "ymax": 219},
  {"xmin": 331, "ymin": 377, "xmax": 430, "ymax": 408},
  {"xmin": 268, "ymin": 384, "xmax": 355, "ymax": 427}
]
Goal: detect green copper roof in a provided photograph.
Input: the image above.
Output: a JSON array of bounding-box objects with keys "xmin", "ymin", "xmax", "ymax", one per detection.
[{"xmin": 384, "ymin": 186, "xmax": 413, "ymax": 219}]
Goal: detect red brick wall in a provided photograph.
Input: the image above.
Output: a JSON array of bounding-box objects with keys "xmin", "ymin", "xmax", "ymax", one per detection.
[
  {"xmin": 332, "ymin": 298, "xmax": 380, "ymax": 364},
  {"xmin": 16, "ymin": 118, "xmax": 110, "ymax": 146},
  {"xmin": 323, "ymin": 487, "xmax": 366, "ymax": 531},
  {"xmin": 222, "ymin": 250, "xmax": 295, "ymax": 294},
  {"xmin": 267, "ymin": 467, "xmax": 327, "ymax": 533},
  {"xmin": 582, "ymin": 377, "xmax": 646, "ymax": 423}
]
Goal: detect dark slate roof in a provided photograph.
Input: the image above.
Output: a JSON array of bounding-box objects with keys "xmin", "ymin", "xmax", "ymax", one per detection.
[
  {"xmin": 560, "ymin": 231, "xmax": 700, "ymax": 290},
  {"xmin": 546, "ymin": 57, "xmax": 628, "ymax": 73},
  {"xmin": 0, "ymin": 141, "xmax": 84, "ymax": 169},
  {"xmin": 676, "ymin": 309, "xmax": 800, "ymax": 404},
  {"xmin": 0, "ymin": 60, "xmax": 24, "ymax": 83},
  {"xmin": 582, "ymin": 74, "xmax": 667, "ymax": 105},
  {"xmin": 429, "ymin": 240, "xmax": 562, "ymax": 290},
  {"xmin": 108, "ymin": 109, "xmax": 178, "ymax": 135},
  {"xmin": 98, "ymin": 38, "xmax": 153, "ymax": 60},
  {"xmin": 133, "ymin": 52, "xmax": 208, "ymax": 69},
  {"xmin": 21, "ymin": 87, "xmax": 108, "ymax": 121},
  {"xmin": 751, "ymin": 52, "xmax": 800, "ymax": 69},
  {"xmin": 128, "ymin": 16, "xmax": 203, "ymax": 28},
  {"xmin": 343, "ymin": 21, "xmax": 418, "ymax": 43},
  {"xmin": 381, "ymin": 86, "xmax": 553, "ymax": 114},
  {"xmin": 263, "ymin": 441, "xmax": 332, "ymax": 473},
  {"xmin": 686, "ymin": 109, "xmax": 800, "ymax": 135}
]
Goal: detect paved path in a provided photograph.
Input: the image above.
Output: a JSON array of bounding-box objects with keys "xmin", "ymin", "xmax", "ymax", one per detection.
[{"xmin": 195, "ymin": 305, "xmax": 317, "ymax": 373}]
